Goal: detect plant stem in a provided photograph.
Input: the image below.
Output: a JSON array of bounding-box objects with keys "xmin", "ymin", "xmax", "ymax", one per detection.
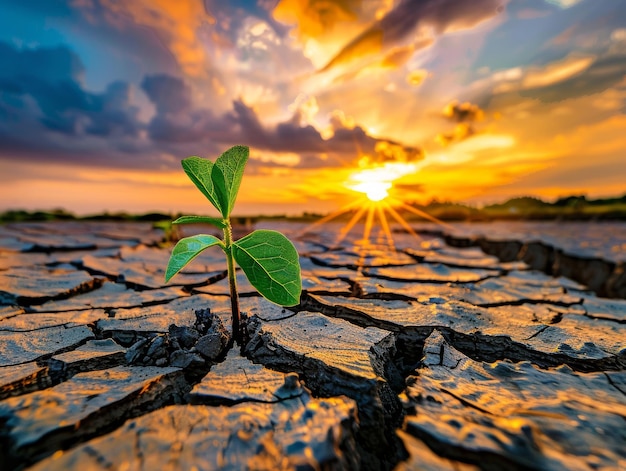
[{"xmin": 223, "ymin": 221, "xmax": 242, "ymax": 345}]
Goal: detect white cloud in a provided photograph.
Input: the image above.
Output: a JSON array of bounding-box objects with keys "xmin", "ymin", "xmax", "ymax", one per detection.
[
  {"xmin": 611, "ymin": 28, "xmax": 626, "ymax": 42},
  {"xmin": 523, "ymin": 55, "xmax": 594, "ymax": 88},
  {"xmin": 492, "ymin": 67, "xmax": 523, "ymax": 81}
]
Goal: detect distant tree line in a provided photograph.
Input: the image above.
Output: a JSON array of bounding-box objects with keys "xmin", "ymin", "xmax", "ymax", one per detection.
[
  {"xmin": 404, "ymin": 193, "xmax": 626, "ymax": 221},
  {"xmin": 1, "ymin": 193, "xmax": 625, "ymax": 223}
]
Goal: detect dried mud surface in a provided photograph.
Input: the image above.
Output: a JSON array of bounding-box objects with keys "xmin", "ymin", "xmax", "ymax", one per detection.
[{"xmin": 0, "ymin": 221, "xmax": 625, "ymax": 470}]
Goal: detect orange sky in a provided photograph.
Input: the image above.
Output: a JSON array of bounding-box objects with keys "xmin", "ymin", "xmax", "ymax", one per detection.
[{"xmin": 0, "ymin": 0, "xmax": 625, "ymax": 215}]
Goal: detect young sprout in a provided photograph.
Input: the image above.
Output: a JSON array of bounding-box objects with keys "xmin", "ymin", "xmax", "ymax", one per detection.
[{"xmin": 165, "ymin": 145, "xmax": 302, "ymax": 345}]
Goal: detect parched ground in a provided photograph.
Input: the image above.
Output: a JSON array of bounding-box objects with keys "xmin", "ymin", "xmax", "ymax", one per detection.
[{"xmin": 0, "ymin": 221, "xmax": 624, "ymax": 470}]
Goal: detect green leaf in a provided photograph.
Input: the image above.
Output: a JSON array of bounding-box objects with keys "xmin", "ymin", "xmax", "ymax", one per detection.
[
  {"xmin": 181, "ymin": 156, "xmax": 223, "ymax": 215},
  {"xmin": 165, "ymin": 234, "xmax": 223, "ymax": 283},
  {"xmin": 232, "ymin": 230, "xmax": 301, "ymax": 306},
  {"xmin": 172, "ymin": 215, "xmax": 227, "ymax": 229},
  {"xmin": 214, "ymin": 145, "xmax": 249, "ymax": 217},
  {"xmin": 211, "ymin": 163, "xmax": 229, "ymax": 218}
]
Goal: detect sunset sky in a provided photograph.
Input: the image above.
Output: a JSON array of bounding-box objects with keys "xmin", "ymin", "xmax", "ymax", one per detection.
[{"xmin": 1, "ymin": 0, "xmax": 625, "ymax": 216}]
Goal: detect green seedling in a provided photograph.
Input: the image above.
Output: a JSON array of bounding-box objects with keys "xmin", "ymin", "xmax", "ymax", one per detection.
[
  {"xmin": 165, "ymin": 145, "xmax": 302, "ymax": 345},
  {"xmin": 153, "ymin": 220, "xmax": 180, "ymax": 246}
]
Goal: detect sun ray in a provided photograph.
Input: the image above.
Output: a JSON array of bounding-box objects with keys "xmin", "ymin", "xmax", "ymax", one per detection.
[
  {"xmin": 335, "ymin": 204, "xmax": 369, "ymax": 246},
  {"xmin": 362, "ymin": 204, "xmax": 375, "ymax": 245},
  {"xmin": 382, "ymin": 201, "xmax": 422, "ymax": 240},
  {"xmin": 297, "ymin": 199, "xmax": 364, "ymax": 238},
  {"xmin": 376, "ymin": 205, "xmax": 395, "ymax": 248},
  {"xmin": 352, "ymin": 204, "xmax": 376, "ymax": 271},
  {"xmin": 391, "ymin": 198, "xmax": 457, "ymax": 232},
  {"xmin": 304, "ymin": 155, "xmax": 457, "ymax": 255}
]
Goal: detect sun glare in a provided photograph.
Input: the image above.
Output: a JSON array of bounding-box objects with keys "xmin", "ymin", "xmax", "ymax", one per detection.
[
  {"xmin": 346, "ymin": 161, "xmax": 416, "ymax": 202},
  {"xmin": 350, "ymin": 181, "xmax": 391, "ymax": 201},
  {"xmin": 299, "ymin": 159, "xmax": 455, "ymax": 260}
]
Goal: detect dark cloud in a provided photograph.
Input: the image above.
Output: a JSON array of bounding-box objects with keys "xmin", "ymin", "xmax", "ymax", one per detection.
[
  {"xmin": 141, "ymin": 75, "xmax": 192, "ymax": 114},
  {"xmin": 223, "ymin": 99, "xmax": 379, "ymax": 158},
  {"xmin": 0, "ymin": 42, "xmax": 140, "ymax": 139},
  {"xmin": 442, "ymin": 100, "xmax": 485, "ymax": 123},
  {"xmin": 228, "ymin": 100, "xmax": 270, "ymax": 146},
  {"xmin": 0, "ymin": 41, "xmax": 82, "ymax": 82},
  {"xmin": 321, "ymin": 0, "xmax": 505, "ymax": 71},
  {"xmin": 142, "ymin": 95, "xmax": 423, "ymax": 169},
  {"xmin": 86, "ymin": 82, "xmax": 141, "ymax": 137},
  {"xmin": 371, "ymin": 140, "xmax": 423, "ymax": 163},
  {"xmin": 140, "ymin": 74, "xmax": 236, "ymax": 145},
  {"xmin": 146, "ymin": 109, "xmax": 220, "ymax": 143},
  {"xmin": 0, "ymin": 42, "xmax": 148, "ymax": 169},
  {"xmin": 436, "ymin": 100, "xmax": 485, "ymax": 146},
  {"xmin": 224, "ymin": 100, "xmax": 424, "ymax": 165},
  {"xmin": 0, "ymin": 44, "xmax": 422, "ymax": 172}
]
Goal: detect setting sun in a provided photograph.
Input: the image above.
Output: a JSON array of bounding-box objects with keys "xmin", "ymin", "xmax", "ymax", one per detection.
[
  {"xmin": 346, "ymin": 161, "xmax": 418, "ymax": 203},
  {"xmin": 300, "ymin": 156, "xmax": 458, "ymax": 249},
  {"xmin": 349, "ymin": 181, "xmax": 391, "ymax": 202},
  {"xmin": 299, "ymin": 158, "xmax": 442, "ymax": 249}
]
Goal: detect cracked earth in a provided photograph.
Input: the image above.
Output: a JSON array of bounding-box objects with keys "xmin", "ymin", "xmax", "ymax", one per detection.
[{"xmin": 0, "ymin": 221, "xmax": 625, "ymax": 470}]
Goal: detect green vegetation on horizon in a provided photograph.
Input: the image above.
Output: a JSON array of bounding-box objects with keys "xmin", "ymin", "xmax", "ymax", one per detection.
[
  {"xmin": 2, "ymin": 194, "xmax": 626, "ymax": 224},
  {"xmin": 416, "ymin": 194, "xmax": 626, "ymax": 221}
]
